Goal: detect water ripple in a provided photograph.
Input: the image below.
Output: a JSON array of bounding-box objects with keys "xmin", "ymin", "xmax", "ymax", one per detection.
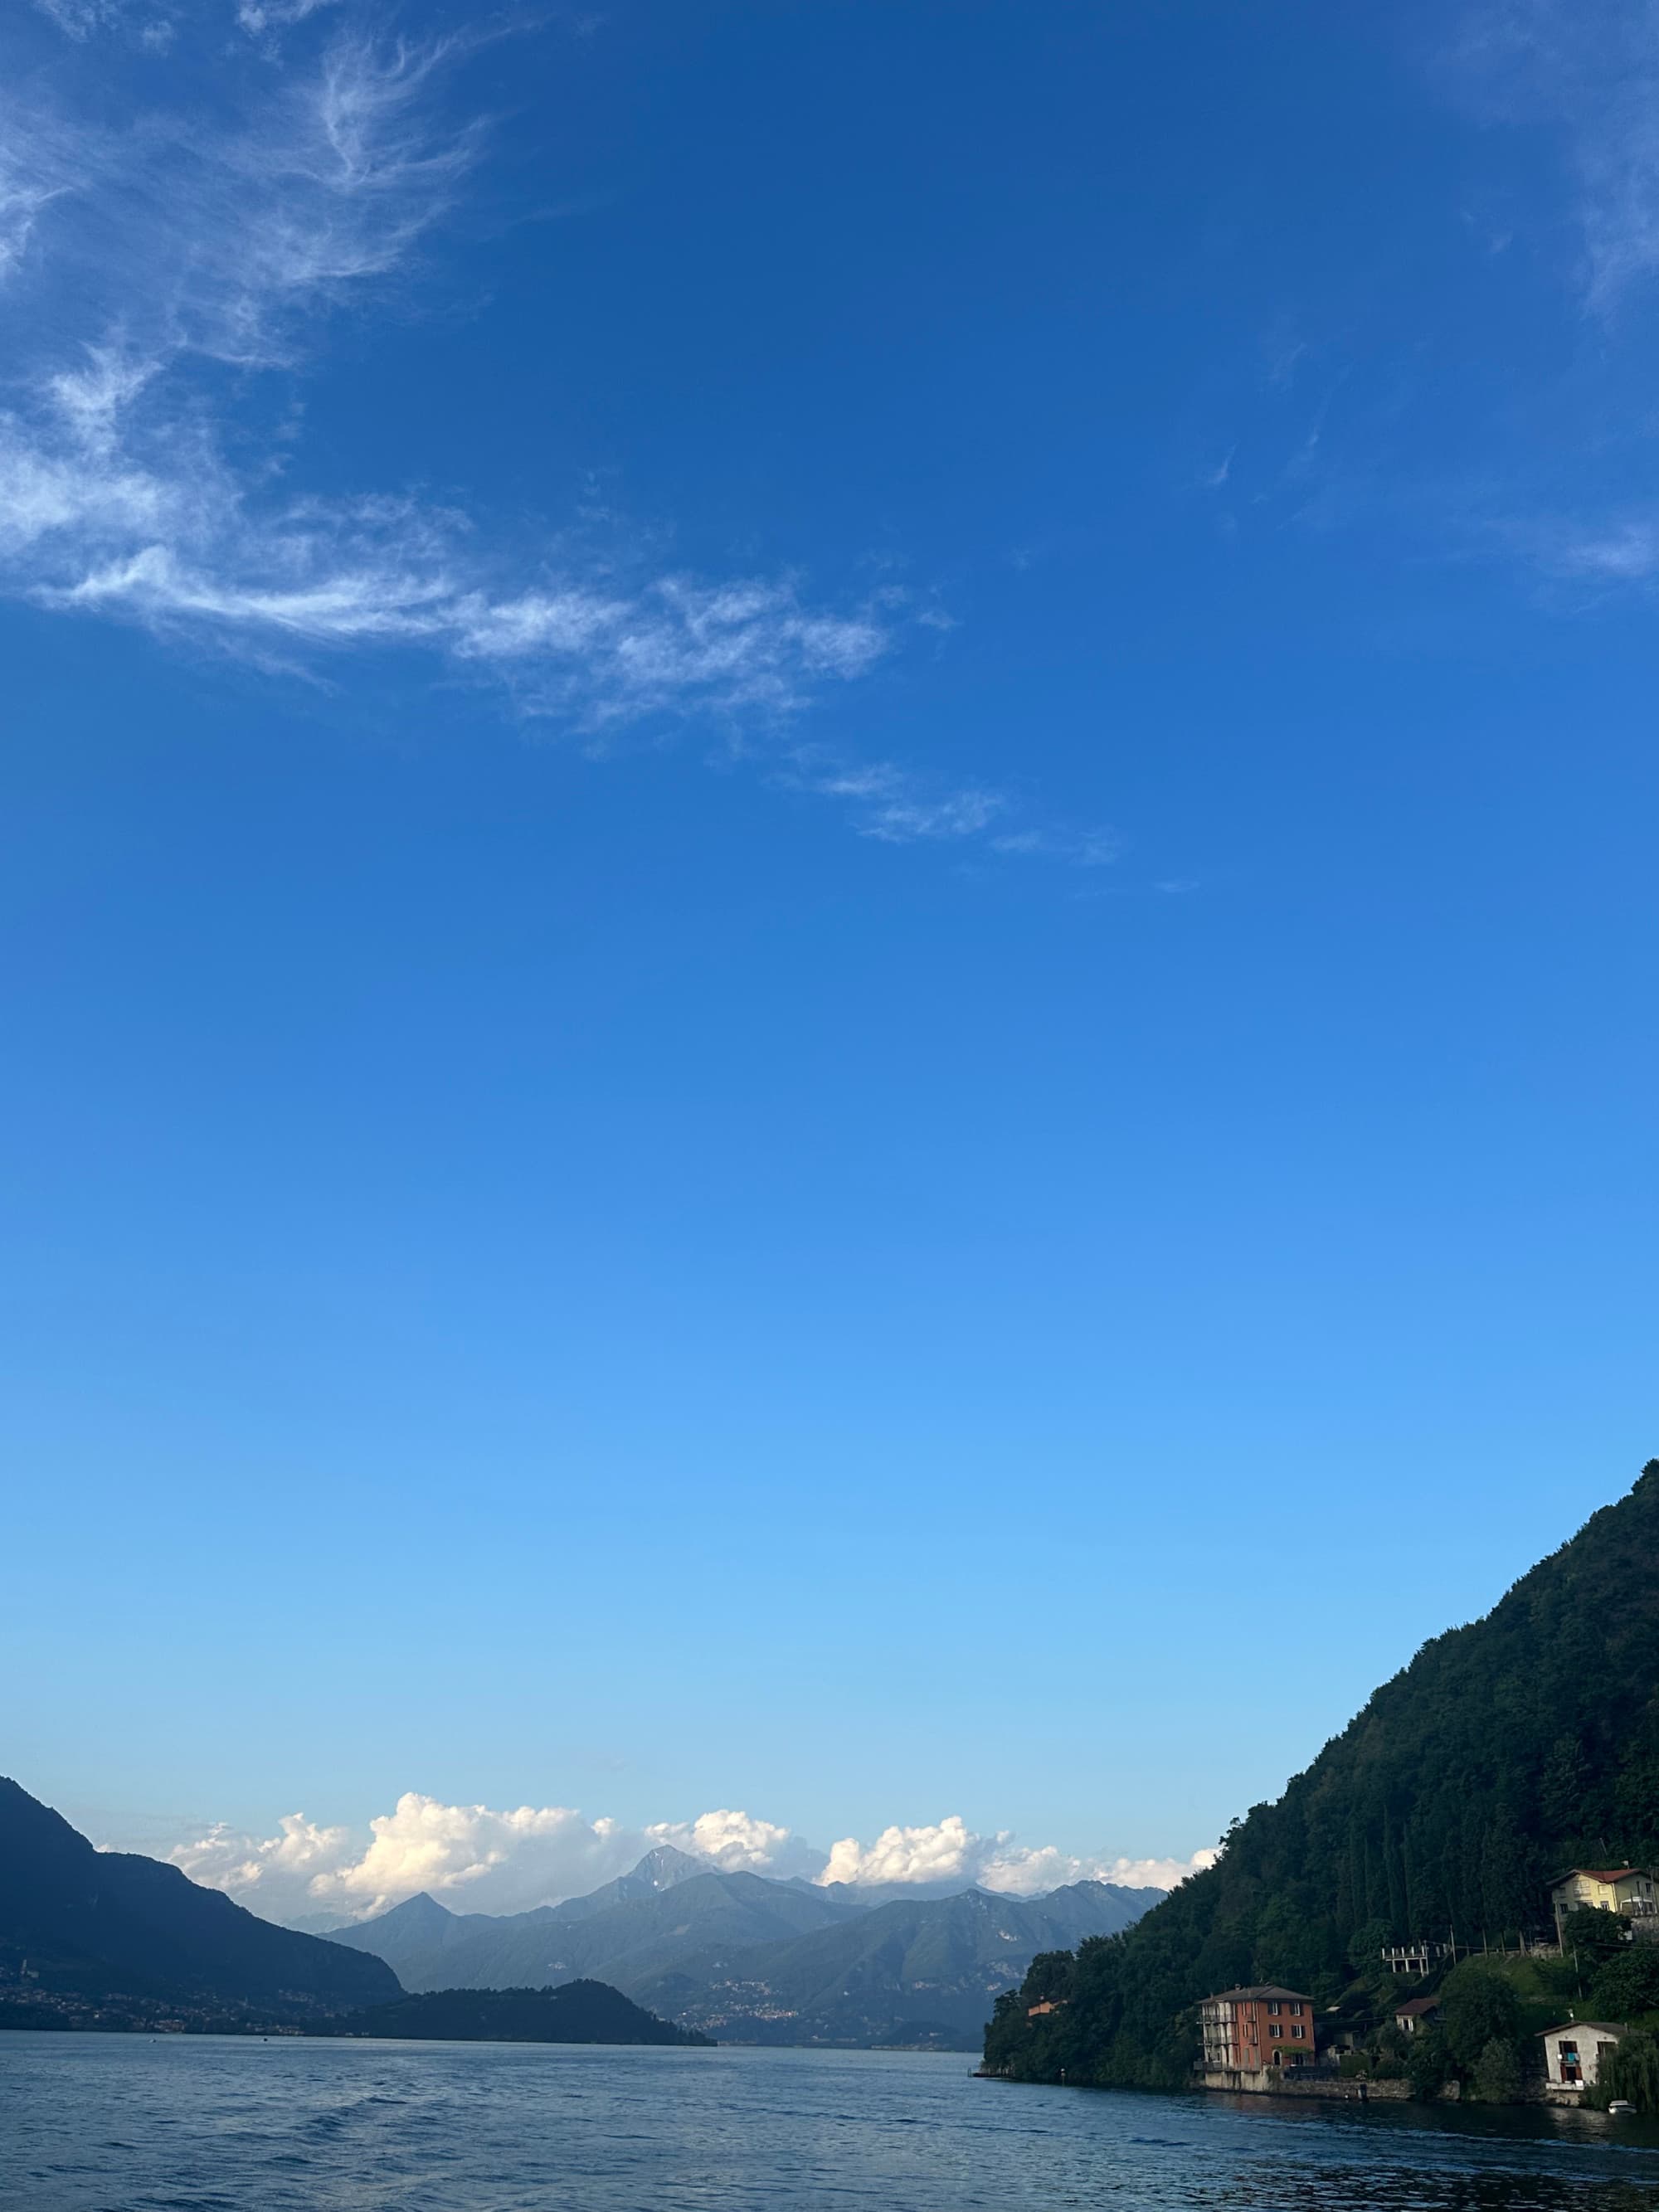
[{"xmin": 3, "ymin": 2035, "xmax": 1659, "ymax": 2212}]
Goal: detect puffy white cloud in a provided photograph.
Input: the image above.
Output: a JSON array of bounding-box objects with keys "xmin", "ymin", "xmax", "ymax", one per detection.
[
  {"xmin": 309, "ymin": 1795, "xmax": 630, "ymax": 1917},
  {"xmin": 165, "ymin": 1793, "xmax": 814, "ymax": 1924},
  {"xmin": 817, "ymin": 1816, "xmax": 1218, "ymax": 1897},
  {"xmin": 169, "ymin": 1809, "xmax": 354, "ymax": 1894},
  {"xmin": 819, "ymin": 1816, "xmax": 977, "ymax": 1889},
  {"xmin": 975, "ymin": 1843, "xmax": 1220, "ymax": 1897},
  {"xmin": 153, "ymin": 1792, "xmax": 1209, "ymax": 1927},
  {"xmin": 644, "ymin": 1808, "xmax": 810, "ymax": 1875},
  {"xmin": 172, "ymin": 1793, "xmax": 638, "ymax": 1923}
]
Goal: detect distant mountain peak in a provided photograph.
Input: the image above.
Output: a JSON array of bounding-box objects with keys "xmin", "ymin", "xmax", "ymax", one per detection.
[
  {"xmin": 629, "ymin": 1845, "xmax": 708, "ymax": 1891},
  {"xmin": 379, "ymin": 1891, "xmax": 455, "ymax": 1927}
]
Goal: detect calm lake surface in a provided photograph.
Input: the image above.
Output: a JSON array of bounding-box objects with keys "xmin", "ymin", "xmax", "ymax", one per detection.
[{"xmin": 6, "ymin": 2035, "xmax": 1659, "ymax": 2212}]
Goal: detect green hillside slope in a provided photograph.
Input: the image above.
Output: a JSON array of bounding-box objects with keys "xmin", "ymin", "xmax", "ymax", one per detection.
[{"xmin": 985, "ymin": 1462, "xmax": 1659, "ymax": 2089}]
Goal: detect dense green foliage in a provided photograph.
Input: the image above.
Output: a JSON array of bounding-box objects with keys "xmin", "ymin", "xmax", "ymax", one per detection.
[
  {"xmin": 1561, "ymin": 1906, "xmax": 1628, "ymax": 1962},
  {"xmin": 1588, "ymin": 1944, "xmax": 1659, "ymax": 2017},
  {"xmin": 985, "ymin": 1466, "xmax": 1659, "ymax": 2089},
  {"xmin": 1593, "ymin": 2028, "xmax": 1659, "ymax": 2112},
  {"xmin": 337, "ymin": 1980, "xmax": 712, "ymax": 2045},
  {"xmin": 1472, "ymin": 2036, "xmax": 1523, "ymax": 2102},
  {"xmin": 1404, "ymin": 2028, "xmax": 1452, "ymax": 2100},
  {"xmin": 1439, "ymin": 1962, "xmax": 1521, "ymax": 2065}
]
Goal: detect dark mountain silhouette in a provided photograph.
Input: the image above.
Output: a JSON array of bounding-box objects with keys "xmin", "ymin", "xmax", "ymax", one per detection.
[
  {"xmin": 316, "ymin": 1889, "xmax": 480, "ymax": 1989},
  {"xmin": 985, "ymin": 1461, "xmax": 1659, "ymax": 2089},
  {"xmin": 336, "ymin": 1977, "xmax": 712, "ymax": 2045},
  {"xmin": 0, "ymin": 1779, "xmax": 397, "ymax": 2013}
]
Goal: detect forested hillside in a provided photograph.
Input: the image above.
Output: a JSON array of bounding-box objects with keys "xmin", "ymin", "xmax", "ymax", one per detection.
[{"xmin": 985, "ymin": 1463, "xmax": 1659, "ymax": 2089}]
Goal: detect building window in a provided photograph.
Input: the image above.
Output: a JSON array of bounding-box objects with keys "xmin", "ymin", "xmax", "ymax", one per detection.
[
  {"xmin": 1270, "ymin": 2024, "xmax": 1282, "ymax": 2038},
  {"xmin": 1268, "ymin": 2001, "xmax": 1281, "ymax": 2015},
  {"xmin": 1291, "ymin": 2002, "xmax": 1303, "ymax": 2015},
  {"xmin": 1291, "ymin": 2025, "xmax": 1304, "ymax": 2039}
]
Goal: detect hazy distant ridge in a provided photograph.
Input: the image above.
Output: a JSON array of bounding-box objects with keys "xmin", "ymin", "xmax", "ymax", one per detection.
[{"xmin": 328, "ymin": 1857, "xmax": 1160, "ymax": 2047}]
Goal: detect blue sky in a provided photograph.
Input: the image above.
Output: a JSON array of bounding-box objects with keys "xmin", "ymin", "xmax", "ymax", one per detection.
[{"xmin": 3, "ymin": 0, "xmax": 1657, "ymax": 1923}]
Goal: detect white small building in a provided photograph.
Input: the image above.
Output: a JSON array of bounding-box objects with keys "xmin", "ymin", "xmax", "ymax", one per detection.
[
  {"xmin": 1382, "ymin": 1941, "xmax": 1450, "ymax": 1976},
  {"xmin": 1539, "ymin": 2021, "xmax": 1624, "ymax": 2092}
]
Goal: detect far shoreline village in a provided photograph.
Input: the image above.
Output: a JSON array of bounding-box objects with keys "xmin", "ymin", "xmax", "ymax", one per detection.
[
  {"xmin": 1180, "ymin": 1869, "xmax": 1655, "ymax": 2103},
  {"xmin": 988, "ymin": 1862, "xmax": 1655, "ymax": 2105}
]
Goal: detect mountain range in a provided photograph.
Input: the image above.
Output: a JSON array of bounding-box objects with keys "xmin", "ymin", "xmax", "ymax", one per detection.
[
  {"xmin": 324, "ymin": 1858, "xmax": 1158, "ymax": 2048},
  {"xmin": 0, "ymin": 1777, "xmax": 397, "ymax": 2025},
  {"xmin": 0, "ymin": 1777, "xmax": 1160, "ymax": 2049}
]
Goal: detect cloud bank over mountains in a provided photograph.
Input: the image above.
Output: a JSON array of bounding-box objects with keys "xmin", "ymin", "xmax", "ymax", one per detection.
[{"xmin": 155, "ymin": 1791, "xmax": 1215, "ymax": 1926}]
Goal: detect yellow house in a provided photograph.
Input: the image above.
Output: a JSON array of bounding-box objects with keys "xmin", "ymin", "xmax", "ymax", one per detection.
[{"xmin": 1551, "ymin": 1866, "xmax": 1657, "ymax": 1940}]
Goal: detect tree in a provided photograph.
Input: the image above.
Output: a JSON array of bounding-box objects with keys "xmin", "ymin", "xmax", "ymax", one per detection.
[
  {"xmin": 1404, "ymin": 2026, "xmax": 1451, "ymax": 2101},
  {"xmin": 1440, "ymin": 1962, "xmax": 1521, "ymax": 2067},
  {"xmin": 1346, "ymin": 1918, "xmax": 1394, "ymax": 1986},
  {"xmin": 1023, "ymin": 1951, "xmax": 1074, "ymax": 2003},
  {"xmin": 1540, "ymin": 1735, "xmax": 1593, "ymax": 1835},
  {"xmin": 1250, "ymin": 1895, "xmax": 1329, "ymax": 1993},
  {"xmin": 1588, "ymin": 1943, "xmax": 1659, "ymax": 2018},
  {"xmin": 1597, "ymin": 2028, "xmax": 1659, "ymax": 2113},
  {"xmin": 1472, "ymin": 2037, "xmax": 1522, "ymax": 2103},
  {"xmin": 1561, "ymin": 1905, "xmax": 1627, "ymax": 1962}
]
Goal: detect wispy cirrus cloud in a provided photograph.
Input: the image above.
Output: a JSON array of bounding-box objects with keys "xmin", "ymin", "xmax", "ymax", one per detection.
[
  {"xmin": 29, "ymin": 0, "xmax": 332, "ymax": 47},
  {"xmin": 1442, "ymin": 3, "xmax": 1659, "ymax": 596},
  {"xmin": 0, "ymin": 11, "xmax": 1111, "ymax": 864},
  {"xmin": 0, "ymin": 25, "xmax": 894, "ymax": 722},
  {"xmin": 32, "ymin": 0, "xmax": 139, "ymax": 38},
  {"xmin": 1454, "ymin": 0, "xmax": 1659, "ymax": 313},
  {"xmin": 788, "ymin": 759, "xmax": 1005, "ymax": 844},
  {"xmin": 1232, "ymin": 4, "xmax": 1659, "ymax": 610}
]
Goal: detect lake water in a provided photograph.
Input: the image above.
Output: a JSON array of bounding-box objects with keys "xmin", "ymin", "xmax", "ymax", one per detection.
[{"xmin": 6, "ymin": 2035, "xmax": 1659, "ymax": 2212}]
